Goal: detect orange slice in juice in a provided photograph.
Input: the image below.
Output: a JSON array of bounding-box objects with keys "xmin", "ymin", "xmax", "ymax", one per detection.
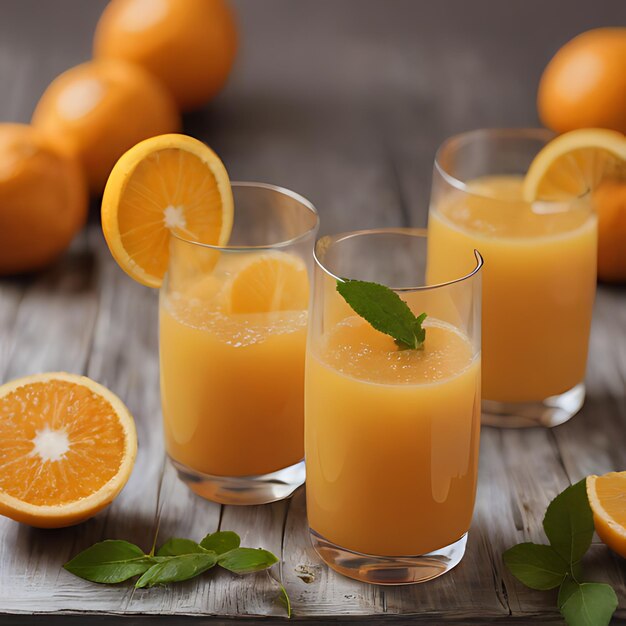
[
  {"xmin": 587, "ymin": 472, "xmax": 626, "ymax": 559},
  {"xmin": 0, "ymin": 372, "xmax": 137, "ymax": 528},
  {"xmin": 228, "ymin": 253, "xmax": 309, "ymax": 314},
  {"xmin": 523, "ymin": 128, "xmax": 626, "ymax": 201},
  {"xmin": 101, "ymin": 133, "xmax": 233, "ymax": 288}
]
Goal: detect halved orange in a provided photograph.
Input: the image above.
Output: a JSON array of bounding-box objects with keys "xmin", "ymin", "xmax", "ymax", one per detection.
[
  {"xmin": 0, "ymin": 372, "xmax": 137, "ymax": 528},
  {"xmin": 587, "ymin": 472, "xmax": 626, "ymax": 558},
  {"xmin": 228, "ymin": 253, "xmax": 309, "ymax": 314},
  {"xmin": 523, "ymin": 128, "xmax": 626, "ymax": 201},
  {"xmin": 101, "ymin": 133, "xmax": 233, "ymax": 288}
]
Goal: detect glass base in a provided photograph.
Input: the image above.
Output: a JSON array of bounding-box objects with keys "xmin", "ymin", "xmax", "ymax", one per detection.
[
  {"xmin": 170, "ymin": 456, "xmax": 305, "ymax": 505},
  {"xmin": 482, "ymin": 382, "xmax": 585, "ymax": 428},
  {"xmin": 309, "ymin": 529, "xmax": 467, "ymax": 585}
]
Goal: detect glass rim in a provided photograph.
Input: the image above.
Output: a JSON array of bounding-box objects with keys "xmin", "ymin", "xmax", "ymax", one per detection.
[
  {"xmin": 433, "ymin": 127, "xmax": 591, "ymax": 206},
  {"xmin": 171, "ymin": 181, "xmax": 319, "ymax": 251},
  {"xmin": 314, "ymin": 227, "xmax": 483, "ymax": 292}
]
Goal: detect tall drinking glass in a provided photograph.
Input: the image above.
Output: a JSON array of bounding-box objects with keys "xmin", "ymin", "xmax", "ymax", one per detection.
[
  {"xmin": 428, "ymin": 129, "xmax": 597, "ymax": 427},
  {"xmin": 160, "ymin": 182, "xmax": 318, "ymax": 504},
  {"xmin": 306, "ymin": 229, "xmax": 482, "ymax": 584}
]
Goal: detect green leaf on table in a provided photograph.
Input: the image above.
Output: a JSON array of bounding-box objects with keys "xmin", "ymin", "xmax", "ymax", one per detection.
[
  {"xmin": 64, "ymin": 540, "xmax": 153, "ymax": 584},
  {"xmin": 156, "ymin": 538, "xmax": 207, "ymax": 557},
  {"xmin": 543, "ymin": 479, "xmax": 594, "ymax": 564},
  {"xmin": 336, "ymin": 279, "xmax": 427, "ymax": 350},
  {"xmin": 558, "ymin": 576, "xmax": 580, "ymax": 607},
  {"xmin": 502, "ymin": 477, "xmax": 619, "ymax": 626},
  {"xmin": 559, "ymin": 580, "xmax": 618, "ymax": 626},
  {"xmin": 276, "ymin": 579, "xmax": 291, "ymax": 618},
  {"xmin": 218, "ymin": 548, "xmax": 278, "ymax": 574},
  {"xmin": 200, "ymin": 530, "xmax": 241, "ymax": 555},
  {"xmin": 503, "ymin": 543, "xmax": 568, "ymax": 590},
  {"xmin": 63, "ymin": 531, "xmax": 289, "ymax": 616},
  {"xmin": 135, "ymin": 552, "xmax": 217, "ymax": 588}
]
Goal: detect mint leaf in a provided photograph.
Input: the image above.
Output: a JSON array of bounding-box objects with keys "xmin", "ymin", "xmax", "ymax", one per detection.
[
  {"xmin": 157, "ymin": 538, "xmax": 207, "ymax": 557},
  {"xmin": 200, "ymin": 531, "xmax": 240, "ymax": 555},
  {"xmin": 64, "ymin": 540, "xmax": 153, "ymax": 584},
  {"xmin": 63, "ymin": 531, "xmax": 289, "ymax": 616},
  {"xmin": 543, "ymin": 479, "xmax": 594, "ymax": 564},
  {"xmin": 410, "ymin": 312, "xmax": 427, "ymax": 348},
  {"xmin": 503, "ymin": 543, "xmax": 568, "ymax": 590},
  {"xmin": 135, "ymin": 553, "xmax": 217, "ymax": 588},
  {"xmin": 336, "ymin": 279, "xmax": 427, "ymax": 350},
  {"xmin": 218, "ymin": 548, "xmax": 278, "ymax": 574},
  {"xmin": 559, "ymin": 581, "xmax": 618, "ymax": 626}
]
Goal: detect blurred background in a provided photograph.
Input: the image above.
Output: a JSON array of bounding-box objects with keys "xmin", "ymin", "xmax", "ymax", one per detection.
[{"xmin": 0, "ymin": 0, "xmax": 624, "ymax": 252}]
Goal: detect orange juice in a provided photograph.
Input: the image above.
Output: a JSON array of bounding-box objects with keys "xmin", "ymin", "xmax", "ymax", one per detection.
[
  {"xmin": 305, "ymin": 317, "xmax": 480, "ymax": 556},
  {"xmin": 427, "ymin": 175, "xmax": 597, "ymax": 403},
  {"xmin": 159, "ymin": 252, "xmax": 308, "ymax": 478}
]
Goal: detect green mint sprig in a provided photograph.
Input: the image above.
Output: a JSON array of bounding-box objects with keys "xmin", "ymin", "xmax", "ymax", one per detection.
[
  {"xmin": 503, "ymin": 479, "xmax": 617, "ymax": 626},
  {"xmin": 64, "ymin": 530, "xmax": 290, "ymax": 617},
  {"xmin": 336, "ymin": 279, "xmax": 427, "ymax": 350}
]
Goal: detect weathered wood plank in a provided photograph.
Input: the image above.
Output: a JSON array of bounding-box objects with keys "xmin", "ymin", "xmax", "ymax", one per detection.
[
  {"xmin": 0, "ymin": 232, "xmax": 103, "ymax": 611},
  {"xmin": 283, "ymin": 488, "xmax": 384, "ymax": 618},
  {"xmin": 553, "ymin": 286, "xmax": 626, "ymax": 479},
  {"xmin": 2, "ymin": 235, "xmax": 98, "ymax": 379},
  {"xmin": 0, "ymin": 615, "xmax": 612, "ymax": 626},
  {"xmin": 0, "ymin": 280, "xmax": 24, "ymax": 379},
  {"xmin": 70, "ymin": 228, "xmax": 168, "ymax": 614}
]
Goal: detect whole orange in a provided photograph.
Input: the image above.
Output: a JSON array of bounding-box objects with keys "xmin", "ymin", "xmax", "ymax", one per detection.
[
  {"xmin": 0, "ymin": 124, "xmax": 88, "ymax": 275},
  {"xmin": 594, "ymin": 178, "xmax": 626, "ymax": 283},
  {"xmin": 32, "ymin": 59, "xmax": 180, "ymax": 194},
  {"xmin": 93, "ymin": 0, "xmax": 237, "ymax": 112},
  {"xmin": 538, "ymin": 28, "xmax": 626, "ymax": 134}
]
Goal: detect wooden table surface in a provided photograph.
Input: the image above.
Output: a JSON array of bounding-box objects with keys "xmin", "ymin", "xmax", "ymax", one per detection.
[{"xmin": 1, "ymin": 1, "xmax": 625, "ymax": 623}]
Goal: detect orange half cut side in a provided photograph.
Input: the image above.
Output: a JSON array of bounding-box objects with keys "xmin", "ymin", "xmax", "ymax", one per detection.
[
  {"xmin": 0, "ymin": 372, "xmax": 137, "ymax": 528},
  {"xmin": 587, "ymin": 472, "xmax": 626, "ymax": 559}
]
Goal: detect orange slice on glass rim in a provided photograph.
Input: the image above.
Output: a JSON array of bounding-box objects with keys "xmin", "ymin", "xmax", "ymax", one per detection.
[
  {"xmin": 101, "ymin": 133, "xmax": 233, "ymax": 288},
  {"xmin": 0, "ymin": 372, "xmax": 137, "ymax": 528},
  {"xmin": 523, "ymin": 128, "xmax": 626, "ymax": 202}
]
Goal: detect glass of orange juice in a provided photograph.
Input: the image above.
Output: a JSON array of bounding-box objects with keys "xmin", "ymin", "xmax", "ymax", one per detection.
[
  {"xmin": 160, "ymin": 182, "xmax": 319, "ymax": 505},
  {"xmin": 427, "ymin": 129, "xmax": 597, "ymax": 427},
  {"xmin": 305, "ymin": 228, "xmax": 482, "ymax": 584}
]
